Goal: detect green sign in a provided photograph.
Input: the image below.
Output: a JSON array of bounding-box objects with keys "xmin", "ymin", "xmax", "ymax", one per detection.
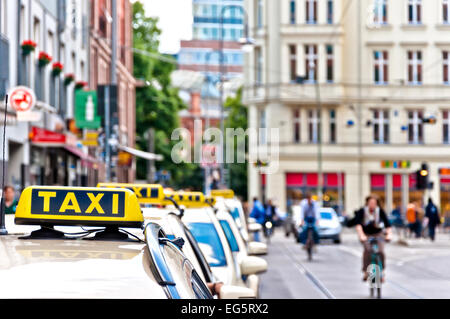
[{"xmin": 75, "ymin": 90, "xmax": 101, "ymax": 129}]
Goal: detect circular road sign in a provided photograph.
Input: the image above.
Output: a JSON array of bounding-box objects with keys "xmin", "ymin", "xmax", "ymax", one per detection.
[{"xmin": 8, "ymin": 86, "xmax": 36, "ymax": 112}]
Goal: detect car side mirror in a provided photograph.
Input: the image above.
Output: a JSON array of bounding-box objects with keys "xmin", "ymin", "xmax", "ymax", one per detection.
[
  {"xmin": 247, "ymin": 241, "xmax": 267, "ymax": 256},
  {"xmin": 247, "ymin": 222, "xmax": 262, "ymax": 233},
  {"xmin": 240, "ymin": 256, "xmax": 267, "ymax": 275},
  {"xmin": 219, "ymin": 285, "xmax": 256, "ymax": 299}
]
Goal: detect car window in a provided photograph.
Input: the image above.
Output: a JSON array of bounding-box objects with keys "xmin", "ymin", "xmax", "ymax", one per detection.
[
  {"xmin": 219, "ymin": 220, "xmax": 240, "ymax": 252},
  {"xmin": 187, "ymin": 222, "xmax": 227, "ymax": 267},
  {"xmin": 320, "ymin": 212, "xmax": 333, "ymax": 220}
]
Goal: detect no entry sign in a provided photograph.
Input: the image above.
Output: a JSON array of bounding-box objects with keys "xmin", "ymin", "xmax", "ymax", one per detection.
[{"xmin": 8, "ymin": 86, "xmax": 36, "ymax": 112}]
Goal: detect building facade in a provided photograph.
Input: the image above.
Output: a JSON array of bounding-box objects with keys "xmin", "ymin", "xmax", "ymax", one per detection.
[
  {"xmin": 89, "ymin": 0, "xmax": 136, "ymax": 183},
  {"xmin": 245, "ymin": 0, "xmax": 450, "ymax": 216},
  {"xmin": 178, "ymin": 0, "xmax": 245, "ymax": 135}
]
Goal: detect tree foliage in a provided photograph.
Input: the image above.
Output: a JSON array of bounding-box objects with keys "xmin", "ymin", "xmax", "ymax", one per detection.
[{"xmin": 132, "ymin": 1, "xmax": 203, "ymax": 189}]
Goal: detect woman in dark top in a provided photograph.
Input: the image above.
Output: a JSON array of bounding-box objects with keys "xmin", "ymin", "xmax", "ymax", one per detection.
[{"xmin": 355, "ymin": 194, "xmax": 392, "ymax": 281}]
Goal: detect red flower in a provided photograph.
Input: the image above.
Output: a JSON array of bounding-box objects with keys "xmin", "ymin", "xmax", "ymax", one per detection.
[
  {"xmin": 65, "ymin": 73, "xmax": 75, "ymax": 79},
  {"xmin": 52, "ymin": 62, "xmax": 64, "ymax": 70},
  {"xmin": 38, "ymin": 51, "xmax": 52, "ymax": 62}
]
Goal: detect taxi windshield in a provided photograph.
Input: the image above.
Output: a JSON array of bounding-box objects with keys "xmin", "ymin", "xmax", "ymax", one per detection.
[
  {"xmin": 219, "ymin": 220, "xmax": 239, "ymax": 252},
  {"xmin": 187, "ymin": 222, "xmax": 227, "ymax": 267}
]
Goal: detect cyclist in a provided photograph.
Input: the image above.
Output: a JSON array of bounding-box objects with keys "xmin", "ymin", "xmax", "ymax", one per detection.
[
  {"xmin": 354, "ymin": 194, "xmax": 392, "ymax": 282},
  {"xmin": 298, "ymin": 192, "xmax": 320, "ymax": 247}
]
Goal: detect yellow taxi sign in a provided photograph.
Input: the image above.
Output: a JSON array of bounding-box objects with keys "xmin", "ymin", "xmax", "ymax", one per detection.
[
  {"xmin": 205, "ymin": 196, "xmax": 216, "ymax": 207},
  {"xmin": 97, "ymin": 183, "xmax": 164, "ymax": 204},
  {"xmin": 165, "ymin": 192, "xmax": 206, "ymax": 208},
  {"xmin": 210, "ymin": 189, "xmax": 235, "ymax": 199},
  {"xmin": 15, "ymin": 186, "xmax": 143, "ymax": 228}
]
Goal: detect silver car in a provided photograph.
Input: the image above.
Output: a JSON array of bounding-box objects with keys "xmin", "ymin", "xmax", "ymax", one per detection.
[{"xmin": 318, "ymin": 207, "xmax": 342, "ymax": 244}]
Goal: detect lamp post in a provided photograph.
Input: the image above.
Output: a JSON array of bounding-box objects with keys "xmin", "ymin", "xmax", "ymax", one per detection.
[{"xmin": 219, "ymin": 4, "xmax": 254, "ymax": 188}]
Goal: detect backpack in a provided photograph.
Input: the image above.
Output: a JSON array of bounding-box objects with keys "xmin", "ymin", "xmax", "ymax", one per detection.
[{"xmin": 406, "ymin": 205, "xmax": 416, "ymax": 223}]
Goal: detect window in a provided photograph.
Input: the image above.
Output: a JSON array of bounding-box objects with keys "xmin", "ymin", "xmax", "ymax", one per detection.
[
  {"xmin": 373, "ymin": 0, "xmax": 387, "ymax": 24},
  {"xmin": 444, "ymin": 51, "xmax": 450, "ymax": 84},
  {"xmin": 326, "ymin": 45, "xmax": 334, "ymax": 82},
  {"xmin": 308, "ymin": 109, "xmax": 321, "ymax": 144},
  {"xmin": 408, "ymin": 110, "xmax": 424, "ymax": 144},
  {"xmin": 255, "ymin": 47, "xmax": 262, "ymax": 84},
  {"xmin": 0, "ymin": 0, "xmax": 6, "ymax": 35},
  {"xmin": 293, "ymin": 109, "xmax": 301, "ymax": 143},
  {"xmin": 306, "ymin": 0, "xmax": 317, "ymax": 24},
  {"xmin": 305, "ymin": 45, "xmax": 318, "ymax": 82},
  {"xmin": 290, "ymin": 0, "xmax": 296, "ymax": 24},
  {"xmin": 327, "ymin": 0, "xmax": 333, "ymax": 24},
  {"xmin": 257, "ymin": 0, "xmax": 263, "ymax": 28},
  {"xmin": 289, "ymin": 45, "xmax": 297, "ymax": 82},
  {"xmin": 373, "ymin": 110, "xmax": 389, "ymax": 144},
  {"xmin": 219, "ymin": 220, "xmax": 239, "ymax": 252},
  {"xmin": 329, "ymin": 109, "xmax": 336, "ymax": 143},
  {"xmin": 33, "ymin": 18, "xmax": 41, "ymax": 59},
  {"xmin": 444, "ymin": 0, "xmax": 450, "ymax": 24},
  {"xmin": 187, "ymin": 222, "xmax": 227, "ymax": 267},
  {"xmin": 374, "ymin": 51, "xmax": 388, "ymax": 84},
  {"xmin": 408, "ymin": 0, "xmax": 422, "ymax": 24},
  {"xmin": 443, "ymin": 110, "xmax": 450, "ymax": 144},
  {"xmin": 408, "ymin": 51, "xmax": 422, "ymax": 84},
  {"xmin": 259, "ymin": 109, "xmax": 267, "ymax": 144}
]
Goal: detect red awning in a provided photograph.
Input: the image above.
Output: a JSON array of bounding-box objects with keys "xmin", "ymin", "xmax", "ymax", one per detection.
[
  {"xmin": 393, "ymin": 174, "xmax": 402, "ymax": 189},
  {"xmin": 261, "ymin": 174, "xmax": 266, "ymax": 186},
  {"xmin": 371, "ymin": 174, "xmax": 385, "ymax": 188},
  {"xmin": 64, "ymin": 146, "xmax": 98, "ymax": 168},
  {"xmin": 409, "ymin": 173, "xmax": 416, "ymax": 189},
  {"xmin": 306, "ymin": 173, "xmax": 318, "ymax": 187},
  {"xmin": 286, "ymin": 173, "xmax": 304, "ymax": 187},
  {"xmin": 441, "ymin": 178, "xmax": 450, "ymax": 184}
]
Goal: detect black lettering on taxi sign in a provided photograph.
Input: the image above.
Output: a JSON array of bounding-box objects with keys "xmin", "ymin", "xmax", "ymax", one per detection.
[
  {"xmin": 124, "ymin": 186, "xmax": 160, "ymax": 199},
  {"xmin": 30, "ymin": 189, "xmax": 126, "ymax": 217}
]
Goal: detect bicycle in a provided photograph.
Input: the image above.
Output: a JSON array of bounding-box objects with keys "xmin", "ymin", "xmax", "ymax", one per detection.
[
  {"xmin": 305, "ymin": 222, "xmax": 315, "ymax": 261},
  {"xmin": 366, "ymin": 236, "xmax": 385, "ymax": 299}
]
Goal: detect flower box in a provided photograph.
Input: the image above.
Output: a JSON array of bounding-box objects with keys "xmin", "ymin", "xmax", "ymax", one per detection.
[
  {"xmin": 64, "ymin": 74, "xmax": 75, "ymax": 86},
  {"xmin": 75, "ymin": 81, "xmax": 88, "ymax": 90},
  {"xmin": 21, "ymin": 40, "xmax": 37, "ymax": 56},
  {"xmin": 38, "ymin": 52, "xmax": 52, "ymax": 67},
  {"xmin": 51, "ymin": 62, "xmax": 64, "ymax": 76}
]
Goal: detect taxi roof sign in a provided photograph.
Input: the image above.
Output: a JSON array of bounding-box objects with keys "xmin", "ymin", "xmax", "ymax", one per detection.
[
  {"xmin": 15, "ymin": 186, "xmax": 143, "ymax": 228},
  {"xmin": 210, "ymin": 189, "xmax": 235, "ymax": 199},
  {"xmin": 164, "ymin": 192, "xmax": 207, "ymax": 208},
  {"xmin": 97, "ymin": 183, "xmax": 164, "ymax": 204}
]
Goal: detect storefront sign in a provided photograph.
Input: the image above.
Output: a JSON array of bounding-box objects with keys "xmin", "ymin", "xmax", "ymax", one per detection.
[
  {"xmin": 82, "ymin": 131, "xmax": 99, "ymax": 147},
  {"xmin": 381, "ymin": 160, "xmax": 411, "ymax": 169},
  {"xmin": 29, "ymin": 126, "xmax": 66, "ymax": 144},
  {"xmin": 8, "ymin": 86, "xmax": 36, "ymax": 112},
  {"xmin": 75, "ymin": 91, "xmax": 101, "ymax": 129},
  {"xmin": 16, "ymin": 110, "xmax": 42, "ymax": 122}
]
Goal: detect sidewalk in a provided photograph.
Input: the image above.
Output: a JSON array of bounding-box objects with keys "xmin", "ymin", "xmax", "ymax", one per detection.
[{"xmin": 392, "ymin": 228, "xmax": 450, "ymax": 248}]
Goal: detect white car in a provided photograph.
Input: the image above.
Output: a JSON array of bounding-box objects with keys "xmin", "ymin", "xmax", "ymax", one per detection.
[
  {"xmin": 318, "ymin": 207, "xmax": 342, "ymax": 244},
  {"xmin": 141, "ymin": 206, "xmax": 256, "ymax": 299},
  {"xmin": 182, "ymin": 204, "xmax": 267, "ymax": 294}
]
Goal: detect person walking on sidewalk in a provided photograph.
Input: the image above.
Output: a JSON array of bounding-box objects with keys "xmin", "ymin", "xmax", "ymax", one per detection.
[
  {"xmin": 250, "ymin": 197, "xmax": 265, "ymax": 242},
  {"xmin": 425, "ymin": 198, "xmax": 441, "ymax": 241}
]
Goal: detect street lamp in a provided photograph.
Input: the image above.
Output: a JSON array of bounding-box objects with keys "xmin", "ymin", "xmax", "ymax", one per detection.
[{"xmin": 219, "ymin": 4, "xmax": 254, "ymax": 188}]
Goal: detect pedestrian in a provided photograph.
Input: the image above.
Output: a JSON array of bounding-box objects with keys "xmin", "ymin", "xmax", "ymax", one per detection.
[
  {"xmin": 425, "ymin": 198, "xmax": 441, "ymax": 241},
  {"xmin": 406, "ymin": 202, "xmax": 418, "ymax": 238},
  {"xmin": 249, "ymin": 197, "xmax": 265, "ymax": 242},
  {"xmin": 390, "ymin": 204, "xmax": 404, "ymax": 237},
  {"xmin": 2, "ymin": 185, "xmax": 18, "ymax": 215}
]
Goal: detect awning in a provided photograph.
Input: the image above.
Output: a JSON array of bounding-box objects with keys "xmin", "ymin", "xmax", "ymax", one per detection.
[
  {"xmin": 64, "ymin": 145, "xmax": 98, "ymax": 168},
  {"xmin": 118, "ymin": 145, "xmax": 163, "ymax": 161}
]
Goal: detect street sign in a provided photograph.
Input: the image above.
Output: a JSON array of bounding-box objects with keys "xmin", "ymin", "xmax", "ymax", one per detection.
[
  {"xmin": 82, "ymin": 131, "xmax": 99, "ymax": 147},
  {"xmin": 75, "ymin": 90, "xmax": 101, "ymax": 129},
  {"xmin": 8, "ymin": 86, "xmax": 36, "ymax": 112}
]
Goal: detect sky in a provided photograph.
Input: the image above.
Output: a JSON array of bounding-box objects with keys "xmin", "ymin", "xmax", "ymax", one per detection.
[{"xmin": 138, "ymin": 0, "xmax": 193, "ymax": 54}]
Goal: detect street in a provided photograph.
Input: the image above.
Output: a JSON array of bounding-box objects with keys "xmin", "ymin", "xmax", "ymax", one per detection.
[{"xmin": 258, "ymin": 228, "xmax": 450, "ymax": 299}]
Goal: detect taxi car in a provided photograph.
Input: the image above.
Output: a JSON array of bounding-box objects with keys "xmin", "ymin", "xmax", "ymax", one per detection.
[
  {"xmin": 0, "ymin": 186, "xmax": 212, "ymax": 299},
  {"xmin": 97, "ymin": 183, "xmax": 256, "ymax": 299},
  {"xmin": 179, "ymin": 193, "xmax": 267, "ymax": 293},
  {"xmin": 212, "ymin": 197, "xmax": 268, "ymax": 297}
]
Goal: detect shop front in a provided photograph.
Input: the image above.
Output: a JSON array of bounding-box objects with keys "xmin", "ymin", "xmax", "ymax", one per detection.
[{"xmin": 285, "ymin": 172, "xmax": 345, "ymax": 214}]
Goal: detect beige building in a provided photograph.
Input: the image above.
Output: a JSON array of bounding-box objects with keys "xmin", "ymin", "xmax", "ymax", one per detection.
[{"xmin": 244, "ymin": 0, "xmax": 450, "ymax": 216}]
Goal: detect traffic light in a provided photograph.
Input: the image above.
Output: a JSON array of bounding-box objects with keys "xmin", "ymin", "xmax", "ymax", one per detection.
[{"xmin": 416, "ymin": 163, "xmax": 429, "ymax": 190}]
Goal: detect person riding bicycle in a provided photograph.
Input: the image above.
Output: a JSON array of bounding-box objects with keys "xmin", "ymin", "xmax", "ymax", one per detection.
[
  {"xmin": 298, "ymin": 193, "xmax": 320, "ymax": 246},
  {"xmin": 354, "ymin": 194, "xmax": 392, "ymax": 282}
]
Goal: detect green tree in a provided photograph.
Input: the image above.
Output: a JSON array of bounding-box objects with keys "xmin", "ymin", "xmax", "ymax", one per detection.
[
  {"xmin": 224, "ymin": 88, "xmax": 248, "ymax": 200},
  {"xmin": 132, "ymin": 1, "xmax": 203, "ymax": 190}
]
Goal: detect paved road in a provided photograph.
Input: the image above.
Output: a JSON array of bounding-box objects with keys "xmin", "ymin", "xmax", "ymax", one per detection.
[{"xmin": 258, "ymin": 227, "xmax": 450, "ymax": 299}]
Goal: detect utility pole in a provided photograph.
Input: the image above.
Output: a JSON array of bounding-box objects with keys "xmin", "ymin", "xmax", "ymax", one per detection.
[
  {"xmin": 106, "ymin": 0, "xmax": 117, "ymax": 182},
  {"xmin": 357, "ymin": 0, "xmax": 363, "ymax": 206}
]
